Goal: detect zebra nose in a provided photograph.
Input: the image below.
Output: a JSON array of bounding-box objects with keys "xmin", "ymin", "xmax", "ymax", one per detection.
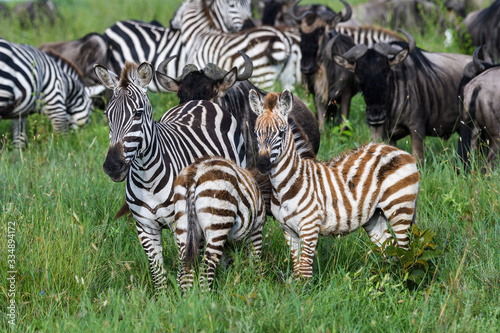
[
  {"xmin": 103, "ymin": 145, "xmax": 129, "ymax": 182},
  {"xmin": 257, "ymin": 153, "xmax": 272, "ymax": 175}
]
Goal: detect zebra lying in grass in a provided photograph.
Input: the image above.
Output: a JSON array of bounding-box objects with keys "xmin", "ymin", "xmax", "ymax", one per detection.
[
  {"xmin": 93, "ymin": 61, "xmax": 247, "ymax": 291},
  {"xmin": 174, "ymin": 156, "xmax": 267, "ymax": 291},
  {"xmin": 0, "ymin": 38, "xmax": 102, "ymax": 148},
  {"xmin": 250, "ymin": 89, "xmax": 420, "ymax": 279}
]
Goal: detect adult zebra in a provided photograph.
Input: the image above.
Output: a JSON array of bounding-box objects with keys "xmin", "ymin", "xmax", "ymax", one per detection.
[
  {"xmin": 172, "ymin": 0, "xmax": 302, "ymax": 90},
  {"xmin": 103, "ymin": 0, "xmax": 253, "ymax": 92},
  {"xmin": 0, "ymin": 38, "xmax": 101, "ymax": 148},
  {"xmin": 93, "ymin": 61, "xmax": 246, "ymax": 291}
]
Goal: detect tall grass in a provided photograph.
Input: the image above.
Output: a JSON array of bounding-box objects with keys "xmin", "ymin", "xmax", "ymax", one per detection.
[{"xmin": 1, "ymin": 0, "xmax": 499, "ymax": 332}]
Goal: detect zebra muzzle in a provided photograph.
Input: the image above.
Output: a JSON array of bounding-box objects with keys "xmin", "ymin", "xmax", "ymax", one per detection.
[{"xmin": 103, "ymin": 145, "xmax": 129, "ymax": 182}]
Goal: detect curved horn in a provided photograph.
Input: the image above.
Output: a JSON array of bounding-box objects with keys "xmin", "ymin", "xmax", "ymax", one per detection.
[
  {"xmin": 317, "ymin": 10, "xmax": 337, "ymax": 23},
  {"xmin": 326, "ymin": 33, "xmax": 368, "ymax": 61},
  {"xmin": 156, "ymin": 55, "xmax": 177, "ymax": 75},
  {"xmin": 397, "ymin": 29, "xmax": 416, "ymax": 54},
  {"xmin": 339, "ymin": 0, "xmax": 352, "ymax": 22},
  {"xmin": 373, "ymin": 42, "xmax": 402, "ymax": 56},
  {"xmin": 237, "ymin": 50, "xmax": 253, "ymax": 81},
  {"xmin": 287, "ymin": 0, "xmax": 312, "ymax": 22},
  {"xmin": 472, "ymin": 45, "xmax": 487, "ymax": 73}
]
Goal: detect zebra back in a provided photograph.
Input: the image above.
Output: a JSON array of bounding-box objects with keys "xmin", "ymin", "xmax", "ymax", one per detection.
[{"xmin": 334, "ymin": 25, "xmax": 405, "ymax": 47}]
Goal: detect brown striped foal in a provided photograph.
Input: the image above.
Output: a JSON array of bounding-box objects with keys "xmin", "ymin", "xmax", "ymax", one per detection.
[{"xmin": 250, "ymin": 89, "xmax": 420, "ymax": 279}]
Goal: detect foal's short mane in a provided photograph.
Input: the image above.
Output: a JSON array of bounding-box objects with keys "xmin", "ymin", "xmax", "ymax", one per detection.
[{"xmin": 119, "ymin": 62, "xmax": 139, "ymax": 88}]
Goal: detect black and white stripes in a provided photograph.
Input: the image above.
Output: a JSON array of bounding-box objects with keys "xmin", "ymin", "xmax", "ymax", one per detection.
[
  {"xmin": 94, "ymin": 61, "xmax": 246, "ymax": 291},
  {"xmin": 0, "ymin": 38, "xmax": 96, "ymax": 147}
]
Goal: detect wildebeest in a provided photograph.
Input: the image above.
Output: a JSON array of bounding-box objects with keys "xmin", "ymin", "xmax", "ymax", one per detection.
[
  {"xmin": 458, "ymin": 46, "xmax": 500, "ymax": 172},
  {"xmin": 287, "ymin": 0, "xmax": 357, "ymax": 130},
  {"xmin": 463, "ymin": 0, "xmax": 500, "ymax": 62},
  {"xmin": 330, "ymin": 30, "xmax": 472, "ymax": 162},
  {"xmin": 39, "ymin": 33, "xmax": 109, "ymax": 86},
  {"xmin": 155, "ymin": 51, "xmax": 320, "ymax": 167},
  {"xmin": 13, "ymin": 0, "xmax": 58, "ymax": 28}
]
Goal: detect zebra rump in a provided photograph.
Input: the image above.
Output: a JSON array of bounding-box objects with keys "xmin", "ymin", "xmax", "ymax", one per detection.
[
  {"xmin": 0, "ymin": 38, "xmax": 98, "ymax": 148},
  {"xmin": 174, "ymin": 156, "xmax": 266, "ymax": 291}
]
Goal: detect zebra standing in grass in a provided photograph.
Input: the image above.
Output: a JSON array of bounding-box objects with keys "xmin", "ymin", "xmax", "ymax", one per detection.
[
  {"xmin": 0, "ymin": 38, "xmax": 101, "ymax": 148},
  {"xmin": 171, "ymin": 0, "xmax": 302, "ymax": 90},
  {"xmin": 250, "ymin": 89, "xmax": 420, "ymax": 279},
  {"xmin": 174, "ymin": 156, "xmax": 266, "ymax": 291},
  {"xmin": 103, "ymin": 0, "xmax": 253, "ymax": 92},
  {"xmin": 93, "ymin": 61, "xmax": 246, "ymax": 291}
]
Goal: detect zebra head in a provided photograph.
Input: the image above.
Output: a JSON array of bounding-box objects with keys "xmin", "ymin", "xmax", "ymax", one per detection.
[
  {"xmin": 250, "ymin": 89, "xmax": 293, "ymax": 175},
  {"xmin": 207, "ymin": 0, "xmax": 253, "ymax": 32},
  {"xmin": 94, "ymin": 62, "xmax": 154, "ymax": 182}
]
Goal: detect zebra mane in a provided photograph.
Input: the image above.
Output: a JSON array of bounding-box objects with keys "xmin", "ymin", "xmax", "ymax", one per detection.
[
  {"xmin": 119, "ymin": 62, "xmax": 139, "ymax": 88},
  {"xmin": 43, "ymin": 49, "xmax": 85, "ymax": 82},
  {"xmin": 288, "ymin": 117, "xmax": 316, "ymax": 160}
]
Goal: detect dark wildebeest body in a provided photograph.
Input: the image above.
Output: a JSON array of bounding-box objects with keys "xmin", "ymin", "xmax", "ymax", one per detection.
[
  {"xmin": 458, "ymin": 47, "xmax": 500, "ymax": 172},
  {"xmin": 464, "ymin": 0, "xmax": 500, "ymax": 62},
  {"xmin": 331, "ymin": 31, "xmax": 471, "ymax": 162},
  {"xmin": 155, "ymin": 52, "xmax": 320, "ymax": 168}
]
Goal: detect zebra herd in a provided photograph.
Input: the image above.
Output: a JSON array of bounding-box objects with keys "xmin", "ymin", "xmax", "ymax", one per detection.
[{"xmin": 5, "ymin": 0, "xmax": 496, "ymax": 293}]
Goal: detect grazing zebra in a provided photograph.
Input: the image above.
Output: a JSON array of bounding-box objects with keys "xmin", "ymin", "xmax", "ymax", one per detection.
[
  {"xmin": 174, "ymin": 156, "xmax": 266, "ymax": 291},
  {"xmin": 250, "ymin": 89, "xmax": 420, "ymax": 279},
  {"xmin": 93, "ymin": 61, "xmax": 246, "ymax": 291},
  {"xmin": 0, "ymin": 38, "xmax": 100, "ymax": 148},
  {"xmin": 173, "ymin": 0, "xmax": 302, "ymax": 90},
  {"xmin": 103, "ymin": 0, "xmax": 253, "ymax": 92}
]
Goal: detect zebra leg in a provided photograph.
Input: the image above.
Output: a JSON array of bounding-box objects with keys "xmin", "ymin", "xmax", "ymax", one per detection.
[
  {"xmin": 283, "ymin": 230, "xmax": 300, "ymax": 279},
  {"xmin": 363, "ymin": 209, "xmax": 393, "ymax": 251},
  {"xmin": 135, "ymin": 221, "xmax": 168, "ymax": 291},
  {"xmin": 11, "ymin": 117, "xmax": 27, "ymax": 148},
  {"xmin": 199, "ymin": 228, "xmax": 229, "ymax": 291},
  {"xmin": 175, "ymin": 215, "xmax": 195, "ymax": 292},
  {"xmin": 297, "ymin": 224, "xmax": 320, "ymax": 279}
]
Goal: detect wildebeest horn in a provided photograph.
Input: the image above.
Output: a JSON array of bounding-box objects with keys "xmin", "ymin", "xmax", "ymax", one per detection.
[
  {"xmin": 339, "ymin": 0, "xmax": 352, "ymax": 22},
  {"xmin": 177, "ymin": 64, "xmax": 199, "ymax": 81},
  {"xmin": 373, "ymin": 42, "xmax": 401, "ymax": 56},
  {"xmin": 287, "ymin": 0, "xmax": 312, "ymax": 22},
  {"xmin": 398, "ymin": 29, "xmax": 416, "ymax": 54},
  {"xmin": 326, "ymin": 33, "xmax": 368, "ymax": 61},
  {"xmin": 472, "ymin": 45, "xmax": 487, "ymax": 73},
  {"xmin": 236, "ymin": 50, "xmax": 253, "ymax": 81},
  {"xmin": 156, "ymin": 55, "xmax": 177, "ymax": 75}
]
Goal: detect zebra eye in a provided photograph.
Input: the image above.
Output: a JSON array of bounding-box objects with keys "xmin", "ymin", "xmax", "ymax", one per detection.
[{"xmin": 134, "ymin": 107, "xmax": 144, "ymax": 120}]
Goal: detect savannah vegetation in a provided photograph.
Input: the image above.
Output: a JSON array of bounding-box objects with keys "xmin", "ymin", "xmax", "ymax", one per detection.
[{"xmin": 0, "ymin": 0, "xmax": 499, "ymax": 331}]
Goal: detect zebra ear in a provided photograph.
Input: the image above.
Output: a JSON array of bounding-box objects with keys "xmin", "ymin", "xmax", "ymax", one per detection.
[
  {"xmin": 277, "ymin": 89, "xmax": 293, "ymax": 116},
  {"xmin": 249, "ymin": 89, "xmax": 264, "ymax": 116},
  {"xmin": 93, "ymin": 64, "xmax": 119, "ymax": 89},
  {"xmin": 156, "ymin": 70, "xmax": 179, "ymax": 93},
  {"xmin": 137, "ymin": 62, "xmax": 153, "ymax": 88}
]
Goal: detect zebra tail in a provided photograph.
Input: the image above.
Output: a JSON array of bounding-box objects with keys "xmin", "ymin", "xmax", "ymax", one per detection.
[
  {"xmin": 184, "ymin": 182, "xmax": 199, "ymax": 269},
  {"xmin": 457, "ymin": 88, "xmax": 479, "ymax": 172},
  {"xmin": 114, "ymin": 200, "xmax": 131, "ymax": 220}
]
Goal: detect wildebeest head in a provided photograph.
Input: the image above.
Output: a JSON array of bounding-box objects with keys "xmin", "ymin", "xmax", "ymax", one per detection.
[
  {"xmin": 329, "ymin": 29, "xmax": 415, "ymax": 138},
  {"xmin": 155, "ymin": 51, "xmax": 253, "ymax": 103},
  {"xmin": 94, "ymin": 62, "xmax": 154, "ymax": 182},
  {"xmin": 288, "ymin": 0, "xmax": 352, "ymax": 75},
  {"xmin": 250, "ymin": 89, "xmax": 293, "ymax": 175}
]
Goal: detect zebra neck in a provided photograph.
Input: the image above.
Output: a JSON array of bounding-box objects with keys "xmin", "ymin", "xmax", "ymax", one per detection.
[{"xmin": 269, "ymin": 131, "xmax": 301, "ymax": 188}]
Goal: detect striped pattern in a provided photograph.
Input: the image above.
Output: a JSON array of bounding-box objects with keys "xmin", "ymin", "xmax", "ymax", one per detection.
[
  {"xmin": 94, "ymin": 62, "xmax": 246, "ymax": 291},
  {"xmin": 174, "ymin": 156, "xmax": 266, "ymax": 291},
  {"xmin": 250, "ymin": 90, "xmax": 420, "ymax": 279},
  {"xmin": 0, "ymin": 38, "xmax": 93, "ymax": 148},
  {"xmin": 103, "ymin": 0, "xmax": 252, "ymax": 92},
  {"xmin": 175, "ymin": 0, "xmax": 301, "ymax": 90},
  {"xmin": 334, "ymin": 25, "xmax": 405, "ymax": 47}
]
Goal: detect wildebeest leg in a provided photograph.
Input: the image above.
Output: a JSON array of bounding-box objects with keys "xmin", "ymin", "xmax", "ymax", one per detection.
[
  {"xmin": 11, "ymin": 117, "xmax": 27, "ymax": 148},
  {"xmin": 484, "ymin": 134, "xmax": 500, "ymax": 173},
  {"xmin": 314, "ymin": 93, "xmax": 326, "ymax": 131},
  {"xmin": 339, "ymin": 89, "xmax": 352, "ymax": 129},
  {"xmin": 136, "ymin": 220, "xmax": 168, "ymax": 291},
  {"xmin": 410, "ymin": 127, "xmax": 426, "ymax": 163}
]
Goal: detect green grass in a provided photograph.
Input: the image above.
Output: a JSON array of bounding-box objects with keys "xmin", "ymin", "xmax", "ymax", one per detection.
[{"xmin": 1, "ymin": 0, "xmax": 499, "ymax": 332}]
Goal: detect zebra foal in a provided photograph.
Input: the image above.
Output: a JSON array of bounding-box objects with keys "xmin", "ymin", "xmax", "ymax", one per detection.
[
  {"xmin": 250, "ymin": 89, "xmax": 420, "ymax": 279},
  {"xmin": 0, "ymin": 38, "xmax": 101, "ymax": 148},
  {"xmin": 93, "ymin": 61, "xmax": 246, "ymax": 291},
  {"xmin": 174, "ymin": 156, "xmax": 266, "ymax": 291}
]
